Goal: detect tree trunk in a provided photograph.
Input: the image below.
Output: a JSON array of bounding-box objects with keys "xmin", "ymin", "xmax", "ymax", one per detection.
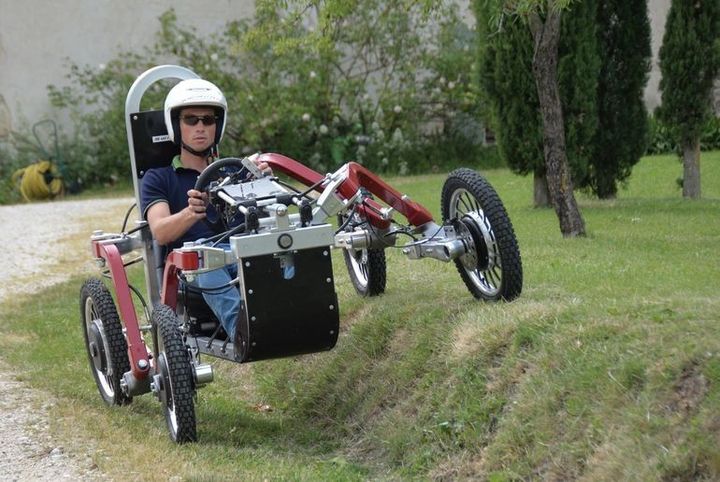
[
  {"xmin": 682, "ymin": 138, "xmax": 701, "ymax": 199},
  {"xmin": 529, "ymin": 8, "xmax": 586, "ymax": 237},
  {"xmin": 533, "ymin": 170, "xmax": 551, "ymax": 207}
]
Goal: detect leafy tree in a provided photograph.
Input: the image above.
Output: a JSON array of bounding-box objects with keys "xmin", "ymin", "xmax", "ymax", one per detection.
[
  {"xmin": 558, "ymin": 0, "xmax": 599, "ymax": 192},
  {"xmin": 478, "ymin": 0, "xmax": 599, "ymax": 209},
  {"xmin": 477, "ymin": 3, "xmax": 546, "ymax": 205},
  {"xmin": 518, "ymin": 0, "xmax": 586, "ymax": 236},
  {"xmin": 479, "ymin": 0, "xmax": 587, "ymax": 236},
  {"xmin": 40, "ymin": 2, "xmax": 481, "ymax": 190},
  {"xmin": 658, "ymin": 0, "xmax": 720, "ymax": 199},
  {"xmin": 587, "ymin": 0, "xmax": 651, "ymax": 199}
]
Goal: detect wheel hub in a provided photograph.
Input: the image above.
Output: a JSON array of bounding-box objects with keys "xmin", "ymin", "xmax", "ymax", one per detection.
[
  {"xmin": 457, "ymin": 213, "xmax": 491, "ymax": 272},
  {"xmin": 88, "ymin": 321, "xmax": 108, "ymax": 373}
]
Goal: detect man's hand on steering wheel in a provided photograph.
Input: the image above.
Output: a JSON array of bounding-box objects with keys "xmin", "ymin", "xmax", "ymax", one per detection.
[
  {"xmin": 254, "ymin": 159, "xmax": 272, "ymax": 177},
  {"xmin": 186, "ymin": 189, "xmax": 208, "ymax": 220},
  {"xmin": 193, "ymin": 156, "xmax": 272, "ymax": 234}
]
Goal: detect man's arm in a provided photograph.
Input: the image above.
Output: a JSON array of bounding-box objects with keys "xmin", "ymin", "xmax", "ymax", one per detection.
[{"xmin": 146, "ymin": 189, "xmax": 207, "ymax": 246}]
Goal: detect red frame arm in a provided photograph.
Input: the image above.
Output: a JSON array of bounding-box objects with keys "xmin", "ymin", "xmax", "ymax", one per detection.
[
  {"xmin": 258, "ymin": 153, "xmax": 434, "ymax": 228},
  {"xmin": 160, "ymin": 250, "xmax": 199, "ymax": 309},
  {"xmin": 91, "ymin": 241, "xmax": 149, "ymax": 380}
]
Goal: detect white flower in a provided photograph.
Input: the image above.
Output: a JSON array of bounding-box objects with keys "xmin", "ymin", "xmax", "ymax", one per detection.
[
  {"xmin": 98, "ymin": 63, "xmax": 106, "ymax": 71},
  {"xmin": 393, "ymin": 105, "xmax": 402, "ymax": 114},
  {"xmin": 319, "ymin": 124, "xmax": 329, "ymax": 135},
  {"xmin": 439, "ymin": 76, "xmax": 446, "ymax": 85},
  {"xmin": 309, "ymin": 71, "xmax": 317, "ymax": 79},
  {"xmin": 247, "ymin": 94, "xmax": 254, "ymax": 101},
  {"xmin": 391, "ymin": 128, "xmax": 404, "ymax": 144},
  {"xmin": 371, "ymin": 122, "xmax": 381, "ymax": 131},
  {"xmin": 210, "ymin": 53, "xmax": 219, "ymax": 61},
  {"xmin": 302, "ymin": 113, "xmax": 311, "ymax": 122},
  {"xmin": 381, "ymin": 157, "xmax": 389, "ymax": 166},
  {"xmin": 357, "ymin": 145, "xmax": 366, "ymax": 155},
  {"xmin": 448, "ymin": 81, "xmax": 456, "ymax": 90},
  {"xmin": 332, "ymin": 116, "xmax": 340, "ymax": 125}
]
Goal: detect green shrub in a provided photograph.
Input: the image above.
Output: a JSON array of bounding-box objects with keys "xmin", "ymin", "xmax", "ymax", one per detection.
[
  {"xmin": 647, "ymin": 114, "xmax": 720, "ymax": 155},
  {"xmin": 0, "ymin": 2, "xmax": 499, "ymax": 200}
]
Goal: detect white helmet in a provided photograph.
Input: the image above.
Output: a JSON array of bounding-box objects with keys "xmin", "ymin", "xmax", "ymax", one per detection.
[{"xmin": 164, "ymin": 78, "xmax": 227, "ymax": 147}]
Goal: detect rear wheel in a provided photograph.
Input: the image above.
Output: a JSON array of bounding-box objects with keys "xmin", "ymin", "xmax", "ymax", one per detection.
[
  {"xmin": 441, "ymin": 168, "xmax": 522, "ymax": 301},
  {"xmin": 80, "ymin": 278, "xmax": 132, "ymax": 406},
  {"xmin": 152, "ymin": 304, "xmax": 197, "ymax": 443},
  {"xmin": 338, "ymin": 212, "xmax": 387, "ymax": 297}
]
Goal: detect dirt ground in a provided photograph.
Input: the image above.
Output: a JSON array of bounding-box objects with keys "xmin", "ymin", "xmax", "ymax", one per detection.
[{"xmin": 0, "ymin": 197, "xmax": 133, "ymax": 481}]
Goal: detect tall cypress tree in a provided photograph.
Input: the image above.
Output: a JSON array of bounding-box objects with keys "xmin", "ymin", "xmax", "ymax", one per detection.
[
  {"xmin": 479, "ymin": 12, "xmax": 546, "ymax": 203},
  {"xmin": 476, "ymin": 0, "xmax": 599, "ymax": 207},
  {"xmin": 558, "ymin": 0, "xmax": 600, "ymax": 190},
  {"xmin": 659, "ymin": 0, "xmax": 720, "ymax": 199},
  {"xmin": 588, "ymin": 0, "xmax": 651, "ymax": 199}
]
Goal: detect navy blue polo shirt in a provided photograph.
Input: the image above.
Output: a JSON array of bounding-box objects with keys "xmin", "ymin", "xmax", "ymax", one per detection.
[{"xmin": 140, "ymin": 156, "xmax": 217, "ymax": 250}]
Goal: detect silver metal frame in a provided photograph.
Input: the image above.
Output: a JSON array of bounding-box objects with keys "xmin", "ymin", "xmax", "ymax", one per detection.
[{"xmin": 124, "ymin": 65, "xmax": 199, "ymax": 308}]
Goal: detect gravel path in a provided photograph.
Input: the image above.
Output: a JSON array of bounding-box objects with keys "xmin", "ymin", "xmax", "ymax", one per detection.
[{"xmin": 0, "ymin": 197, "xmax": 134, "ymax": 481}]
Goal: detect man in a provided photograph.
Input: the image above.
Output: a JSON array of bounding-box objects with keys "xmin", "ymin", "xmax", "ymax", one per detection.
[{"xmin": 140, "ymin": 78, "xmax": 269, "ymax": 342}]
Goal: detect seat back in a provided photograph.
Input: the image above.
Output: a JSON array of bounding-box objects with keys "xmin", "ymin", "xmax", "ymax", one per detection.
[
  {"xmin": 129, "ymin": 110, "xmax": 179, "ymax": 181},
  {"xmin": 125, "ymin": 65, "xmax": 199, "ymax": 308}
]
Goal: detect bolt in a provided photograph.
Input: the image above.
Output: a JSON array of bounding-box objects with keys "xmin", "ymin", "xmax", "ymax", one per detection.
[
  {"xmin": 137, "ymin": 359, "xmax": 149, "ymax": 369},
  {"xmin": 245, "ymin": 261, "xmax": 251, "ymax": 267},
  {"xmin": 329, "ymin": 305, "xmax": 335, "ymax": 310},
  {"xmin": 248, "ymin": 289, "xmax": 254, "ymax": 295},
  {"xmin": 326, "ymin": 277, "xmax": 332, "ymax": 283},
  {"xmin": 251, "ymin": 316, "xmax": 257, "ymax": 321}
]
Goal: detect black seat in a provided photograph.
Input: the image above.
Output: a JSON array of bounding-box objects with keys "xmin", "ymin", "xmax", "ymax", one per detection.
[{"xmin": 130, "ymin": 110, "xmax": 180, "ymax": 179}]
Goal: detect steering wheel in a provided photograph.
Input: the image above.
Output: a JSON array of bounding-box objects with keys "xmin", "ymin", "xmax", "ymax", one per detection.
[{"xmin": 194, "ymin": 157, "xmax": 251, "ymax": 233}]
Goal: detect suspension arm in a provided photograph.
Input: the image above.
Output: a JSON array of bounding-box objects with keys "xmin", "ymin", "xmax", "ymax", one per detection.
[{"xmin": 258, "ymin": 153, "xmax": 434, "ymax": 228}]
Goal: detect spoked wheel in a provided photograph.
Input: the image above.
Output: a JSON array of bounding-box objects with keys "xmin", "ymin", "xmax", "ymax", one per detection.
[
  {"xmin": 338, "ymin": 212, "xmax": 387, "ymax": 297},
  {"xmin": 151, "ymin": 304, "xmax": 196, "ymax": 443},
  {"xmin": 80, "ymin": 278, "xmax": 132, "ymax": 406},
  {"xmin": 441, "ymin": 168, "xmax": 522, "ymax": 301}
]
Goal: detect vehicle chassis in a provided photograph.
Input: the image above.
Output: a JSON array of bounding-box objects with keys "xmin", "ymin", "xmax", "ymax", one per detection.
[{"xmin": 81, "ymin": 65, "xmax": 522, "ymax": 442}]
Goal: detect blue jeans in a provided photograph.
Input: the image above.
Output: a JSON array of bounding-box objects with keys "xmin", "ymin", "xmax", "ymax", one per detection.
[{"xmin": 190, "ymin": 244, "xmax": 241, "ymax": 340}]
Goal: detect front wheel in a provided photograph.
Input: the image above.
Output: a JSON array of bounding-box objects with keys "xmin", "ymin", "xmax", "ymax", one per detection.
[
  {"xmin": 80, "ymin": 278, "xmax": 132, "ymax": 406},
  {"xmin": 152, "ymin": 304, "xmax": 197, "ymax": 443},
  {"xmin": 441, "ymin": 168, "xmax": 522, "ymax": 301}
]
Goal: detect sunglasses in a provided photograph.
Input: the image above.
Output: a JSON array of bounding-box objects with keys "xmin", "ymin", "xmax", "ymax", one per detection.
[{"xmin": 180, "ymin": 115, "xmax": 218, "ymax": 126}]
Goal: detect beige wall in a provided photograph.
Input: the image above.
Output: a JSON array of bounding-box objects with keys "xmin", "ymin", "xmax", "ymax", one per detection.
[
  {"xmin": 0, "ymin": 0, "xmax": 672, "ymax": 139},
  {"xmin": 0, "ymin": 0, "xmax": 254, "ymax": 137},
  {"xmin": 645, "ymin": 0, "xmax": 672, "ymax": 112}
]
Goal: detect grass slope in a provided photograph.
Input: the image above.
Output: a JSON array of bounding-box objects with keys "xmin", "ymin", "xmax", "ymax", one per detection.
[{"xmin": 0, "ymin": 152, "xmax": 718, "ymax": 480}]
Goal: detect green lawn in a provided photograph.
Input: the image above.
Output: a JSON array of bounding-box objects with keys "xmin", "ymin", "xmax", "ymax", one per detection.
[{"xmin": 0, "ymin": 152, "xmax": 718, "ymax": 480}]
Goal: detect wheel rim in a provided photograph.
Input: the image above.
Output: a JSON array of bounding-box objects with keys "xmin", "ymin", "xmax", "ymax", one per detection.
[
  {"xmin": 347, "ymin": 248, "xmax": 370, "ymax": 288},
  {"xmin": 157, "ymin": 352, "xmax": 180, "ymax": 436},
  {"xmin": 84, "ymin": 296, "xmax": 116, "ymax": 397},
  {"xmin": 449, "ymin": 188, "xmax": 503, "ymax": 298},
  {"xmin": 342, "ymin": 211, "xmax": 371, "ymax": 289}
]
